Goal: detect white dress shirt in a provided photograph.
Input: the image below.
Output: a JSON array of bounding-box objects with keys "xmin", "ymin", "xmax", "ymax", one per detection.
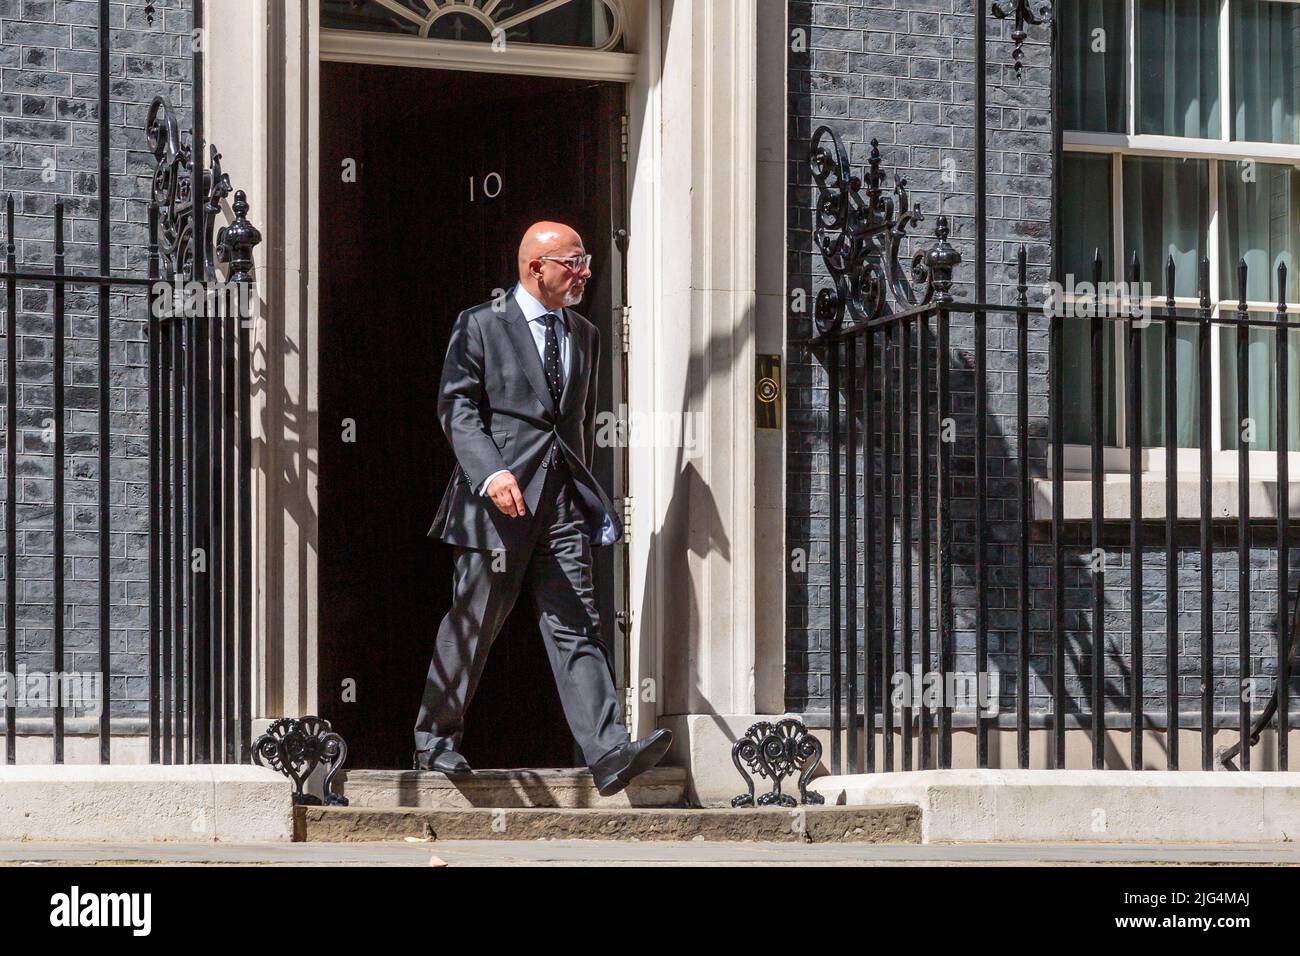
[{"xmin": 478, "ymin": 284, "xmax": 569, "ymax": 496}]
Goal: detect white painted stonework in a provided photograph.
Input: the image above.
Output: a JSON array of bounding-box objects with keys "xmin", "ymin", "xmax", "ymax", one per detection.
[
  {"xmin": 204, "ymin": 0, "xmax": 788, "ymax": 795},
  {"xmin": 813, "ymin": 769, "xmax": 1300, "ymax": 844},
  {"xmin": 0, "ymin": 766, "xmax": 293, "ymax": 842}
]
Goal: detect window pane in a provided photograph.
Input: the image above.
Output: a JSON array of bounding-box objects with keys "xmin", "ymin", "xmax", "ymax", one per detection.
[
  {"xmin": 1061, "ymin": 153, "xmax": 1117, "ymax": 446},
  {"xmin": 1138, "ymin": 314, "xmax": 1202, "ymax": 449},
  {"xmin": 1061, "ymin": 153, "xmax": 1114, "ymax": 283},
  {"xmin": 1219, "ymin": 161, "xmax": 1300, "ymax": 302},
  {"xmin": 1136, "ymin": 0, "xmax": 1220, "ymax": 138},
  {"xmin": 1064, "ymin": 320, "xmax": 1118, "ymax": 446},
  {"xmin": 322, "ymin": 0, "xmax": 417, "ymax": 34},
  {"xmin": 1220, "ymin": 320, "xmax": 1300, "ymax": 451},
  {"xmin": 1123, "ymin": 156, "xmax": 1209, "ymax": 299},
  {"xmin": 320, "ymin": 0, "xmax": 622, "ymax": 48},
  {"xmin": 1062, "ymin": 0, "xmax": 1126, "ymax": 133},
  {"xmin": 1231, "ymin": 0, "xmax": 1300, "ymax": 144}
]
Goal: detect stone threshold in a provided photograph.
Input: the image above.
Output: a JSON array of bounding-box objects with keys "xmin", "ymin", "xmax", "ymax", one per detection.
[
  {"xmin": 338, "ymin": 766, "xmax": 688, "ymax": 810},
  {"xmin": 296, "ymin": 804, "xmax": 922, "ymax": 843}
]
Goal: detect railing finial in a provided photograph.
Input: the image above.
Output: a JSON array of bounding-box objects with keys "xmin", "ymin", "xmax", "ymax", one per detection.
[
  {"xmin": 923, "ymin": 215, "xmax": 961, "ymax": 304},
  {"xmin": 215, "ymin": 190, "xmax": 263, "ymax": 285}
]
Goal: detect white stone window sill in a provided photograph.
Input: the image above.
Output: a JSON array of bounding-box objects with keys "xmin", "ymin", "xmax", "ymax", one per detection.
[{"xmin": 1031, "ymin": 477, "xmax": 1300, "ymax": 522}]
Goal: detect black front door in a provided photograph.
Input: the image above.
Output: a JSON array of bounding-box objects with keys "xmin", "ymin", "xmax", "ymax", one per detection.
[{"xmin": 318, "ymin": 63, "xmax": 624, "ymax": 770}]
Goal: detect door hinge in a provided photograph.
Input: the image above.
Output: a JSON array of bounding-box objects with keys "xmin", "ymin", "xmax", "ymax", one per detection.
[
  {"xmin": 617, "ymin": 304, "xmax": 631, "ymax": 353},
  {"xmin": 618, "ymin": 496, "xmax": 633, "ymax": 542},
  {"xmin": 619, "ymin": 113, "xmax": 629, "ymax": 163}
]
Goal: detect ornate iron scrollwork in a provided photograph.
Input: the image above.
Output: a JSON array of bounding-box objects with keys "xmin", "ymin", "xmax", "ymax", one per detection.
[
  {"xmin": 335, "ymin": 0, "xmax": 626, "ymax": 51},
  {"xmin": 992, "ymin": 0, "xmax": 1053, "ymax": 77},
  {"xmin": 147, "ymin": 96, "xmax": 260, "ymax": 285},
  {"xmin": 252, "ymin": 716, "xmax": 350, "ymax": 807},
  {"xmin": 808, "ymin": 126, "xmax": 961, "ymax": 338},
  {"xmin": 731, "ymin": 718, "xmax": 826, "ymax": 808}
]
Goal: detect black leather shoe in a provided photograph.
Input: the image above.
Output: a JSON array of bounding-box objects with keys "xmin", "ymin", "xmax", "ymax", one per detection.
[
  {"xmin": 413, "ymin": 749, "xmax": 472, "ymax": 774},
  {"xmin": 591, "ymin": 728, "xmax": 673, "ymax": 797}
]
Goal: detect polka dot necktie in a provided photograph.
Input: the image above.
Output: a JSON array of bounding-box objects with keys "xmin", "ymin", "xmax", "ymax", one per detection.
[{"xmin": 542, "ymin": 311, "xmax": 564, "ymax": 408}]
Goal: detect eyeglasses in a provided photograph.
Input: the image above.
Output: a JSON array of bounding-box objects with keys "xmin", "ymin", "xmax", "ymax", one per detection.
[{"xmin": 538, "ymin": 254, "xmax": 593, "ymax": 272}]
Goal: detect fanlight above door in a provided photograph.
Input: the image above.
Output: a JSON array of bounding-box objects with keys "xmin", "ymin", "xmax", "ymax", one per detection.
[{"xmin": 324, "ymin": 0, "xmax": 626, "ymax": 52}]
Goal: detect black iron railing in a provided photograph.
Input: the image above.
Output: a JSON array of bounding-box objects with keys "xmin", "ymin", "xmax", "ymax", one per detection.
[
  {"xmin": 146, "ymin": 92, "xmax": 262, "ymax": 765},
  {"xmin": 809, "ymin": 123, "xmax": 1300, "ymax": 774},
  {"xmin": 803, "ymin": 0, "xmax": 1300, "ymax": 775},
  {"xmin": 0, "ymin": 0, "xmax": 258, "ymax": 765}
]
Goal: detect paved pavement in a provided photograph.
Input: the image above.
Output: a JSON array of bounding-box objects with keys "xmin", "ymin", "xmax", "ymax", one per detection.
[{"xmin": 0, "ymin": 840, "xmax": 1297, "ymax": 866}]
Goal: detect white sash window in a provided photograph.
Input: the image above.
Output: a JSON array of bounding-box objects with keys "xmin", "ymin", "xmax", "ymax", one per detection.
[{"xmin": 1060, "ymin": 0, "xmax": 1300, "ymax": 472}]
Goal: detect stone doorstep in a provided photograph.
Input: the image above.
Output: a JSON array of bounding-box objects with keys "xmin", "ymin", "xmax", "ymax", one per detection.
[
  {"xmin": 0, "ymin": 765, "xmax": 294, "ymax": 842},
  {"xmin": 296, "ymin": 804, "xmax": 923, "ymax": 843},
  {"xmin": 338, "ymin": 766, "xmax": 688, "ymax": 809},
  {"xmin": 813, "ymin": 769, "xmax": 1300, "ymax": 844}
]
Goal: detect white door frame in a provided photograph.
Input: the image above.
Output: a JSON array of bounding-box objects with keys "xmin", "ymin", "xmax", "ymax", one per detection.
[
  {"xmin": 208, "ymin": 2, "xmax": 776, "ymax": 788},
  {"xmin": 309, "ymin": 0, "xmax": 665, "ymax": 738}
]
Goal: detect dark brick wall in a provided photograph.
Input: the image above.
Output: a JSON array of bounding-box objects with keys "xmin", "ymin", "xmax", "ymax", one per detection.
[
  {"xmin": 4, "ymin": 0, "xmax": 1292, "ymax": 737},
  {"xmin": 0, "ymin": 0, "xmax": 192, "ymax": 723},
  {"xmin": 784, "ymin": 0, "xmax": 1300, "ymax": 729}
]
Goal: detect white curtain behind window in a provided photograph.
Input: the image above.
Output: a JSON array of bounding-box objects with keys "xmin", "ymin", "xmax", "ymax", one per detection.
[
  {"xmin": 1062, "ymin": 0, "xmax": 1126, "ymax": 132},
  {"xmin": 1124, "ymin": 156, "xmax": 1208, "ymax": 299},
  {"xmin": 1062, "ymin": 153, "xmax": 1118, "ymax": 445},
  {"xmin": 1137, "ymin": 0, "xmax": 1220, "ymax": 138},
  {"xmin": 1125, "ymin": 156, "xmax": 1208, "ymax": 449},
  {"xmin": 1221, "ymin": 326, "xmax": 1300, "ymax": 451},
  {"xmin": 1139, "ymin": 319, "xmax": 1202, "ymax": 450},
  {"xmin": 1232, "ymin": 0, "xmax": 1300, "ymax": 144}
]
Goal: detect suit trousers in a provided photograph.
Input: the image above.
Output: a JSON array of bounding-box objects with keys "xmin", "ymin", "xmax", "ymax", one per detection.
[{"xmin": 413, "ymin": 453, "xmax": 631, "ymax": 767}]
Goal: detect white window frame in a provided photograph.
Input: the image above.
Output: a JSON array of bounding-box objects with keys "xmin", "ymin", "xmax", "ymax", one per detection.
[
  {"xmin": 1061, "ymin": 0, "xmax": 1300, "ymax": 481},
  {"xmin": 319, "ymin": 0, "xmax": 636, "ymax": 81}
]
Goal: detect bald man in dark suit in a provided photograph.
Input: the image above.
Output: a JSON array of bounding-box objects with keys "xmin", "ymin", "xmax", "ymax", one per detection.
[{"xmin": 414, "ymin": 221, "xmax": 671, "ymax": 796}]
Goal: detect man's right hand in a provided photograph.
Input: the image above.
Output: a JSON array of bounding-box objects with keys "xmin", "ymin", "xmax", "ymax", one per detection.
[{"xmin": 487, "ymin": 471, "xmax": 526, "ymax": 518}]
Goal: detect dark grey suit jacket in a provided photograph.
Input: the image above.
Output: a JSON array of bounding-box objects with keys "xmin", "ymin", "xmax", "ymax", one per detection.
[{"xmin": 428, "ymin": 291, "xmax": 623, "ymax": 552}]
